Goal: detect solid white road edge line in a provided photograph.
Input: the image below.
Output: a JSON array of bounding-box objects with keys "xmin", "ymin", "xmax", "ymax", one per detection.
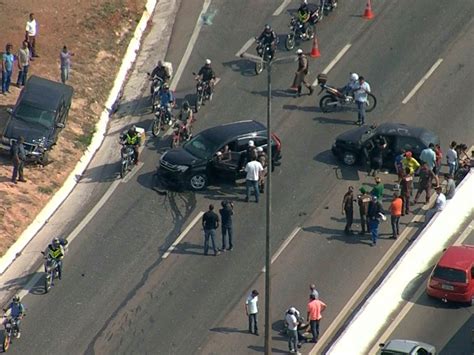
[
  {"xmin": 235, "ymin": 38, "xmax": 256, "ymax": 58},
  {"xmin": 262, "ymin": 227, "xmax": 301, "ymax": 272},
  {"xmin": 0, "ymin": 0, "xmax": 161, "ymax": 276},
  {"xmin": 170, "ymin": 0, "xmax": 212, "ymax": 91},
  {"xmin": 162, "ymin": 211, "xmax": 204, "ymax": 259},
  {"xmin": 367, "ymin": 219, "xmax": 474, "ymax": 354},
  {"xmin": 273, "ymin": 0, "xmax": 292, "ymax": 16},
  {"xmin": 402, "ymin": 58, "xmax": 443, "ymax": 104},
  {"xmin": 312, "ymin": 44, "xmax": 352, "ymax": 86}
]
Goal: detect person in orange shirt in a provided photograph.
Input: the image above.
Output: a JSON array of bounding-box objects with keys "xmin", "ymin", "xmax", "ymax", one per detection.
[
  {"xmin": 389, "ymin": 192, "xmax": 403, "ymax": 239},
  {"xmin": 306, "ymin": 294, "xmax": 327, "ymax": 343}
]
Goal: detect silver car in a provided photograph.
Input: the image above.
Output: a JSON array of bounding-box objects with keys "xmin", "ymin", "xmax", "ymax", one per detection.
[{"xmin": 378, "ymin": 339, "xmax": 436, "ymax": 355}]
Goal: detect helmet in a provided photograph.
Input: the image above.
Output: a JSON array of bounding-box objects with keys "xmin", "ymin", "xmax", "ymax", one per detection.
[
  {"xmin": 256, "ymin": 146, "xmax": 263, "ymax": 152},
  {"xmin": 264, "ymin": 24, "xmax": 271, "ymax": 32},
  {"xmin": 205, "ymin": 58, "xmax": 211, "ymax": 65},
  {"xmin": 162, "ymin": 83, "xmax": 169, "ymax": 89},
  {"xmin": 182, "ymin": 101, "xmax": 190, "ymax": 110},
  {"xmin": 289, "ymin": 307, "xmax": 296, "ymax": 313},
  {"xmin": 296, "ymin": 49, "xmax": 303, "ymax": 55},
  {"xmin": 13, "ymin": 295, "xmax": 20, "ymax": 303},
  {"xmin": 248, "ymin": 140, "xmax": 255, "ymax": 147},
  {"xmin": 52, "ymin": 237, "xmax": 60, "ymax": 247},
  {"xmin": 350, "ymin": 73, "xmax": 359, "ymax": 81}
]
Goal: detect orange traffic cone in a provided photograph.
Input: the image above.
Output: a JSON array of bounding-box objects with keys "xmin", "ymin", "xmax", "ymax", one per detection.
[
  {"xmin": 363, "ymin": 0, "xmax": 374, "ymax": 19},
  {"xmin": 310, "ymin": 35, "xmax": 321, "ymax": 58}
]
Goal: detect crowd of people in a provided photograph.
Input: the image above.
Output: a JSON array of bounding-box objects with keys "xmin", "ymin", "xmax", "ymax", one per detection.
[{"xmin": 342, "ymin": 141, "xmax": 474, "ymax": 245}]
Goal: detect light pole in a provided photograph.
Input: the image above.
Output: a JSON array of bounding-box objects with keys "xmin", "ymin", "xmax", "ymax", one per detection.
[{"xmin": 241, "ymin": 51, "xmax": 296, "ymax": 355}]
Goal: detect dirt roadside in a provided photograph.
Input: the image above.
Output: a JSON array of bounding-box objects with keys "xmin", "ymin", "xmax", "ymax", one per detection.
[{"xmin": 0, "ymin": 0, "xmax": 146, "ymax": 255}]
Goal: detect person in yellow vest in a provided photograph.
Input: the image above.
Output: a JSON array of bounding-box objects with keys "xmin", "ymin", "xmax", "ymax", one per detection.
[
  {"xmin": 122, "ymin": 126, "xmax": 140, "ymax": 164},
  {"xmin": 47, "ymin": 238, "xmax": 65, "ymax": 282}
]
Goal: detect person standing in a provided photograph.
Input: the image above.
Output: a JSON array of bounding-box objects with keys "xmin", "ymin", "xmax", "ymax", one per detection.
[
  {"xmin": 306, "ymin": 294, "xmax": 327, "ymax": 343},
  {"xmin": 11, "ymin": 137, "xmax": 27, "ymax": 184},
  {"xmin": 394, "ymin": 150, "xmax": 405, "ymax": 181},
  {"xmin": 342, "ymin": 186, "xmax": 354, "ymax": 235},
  {"xmin": 256, "ymin": 147, "xmax": 267, "ymax": 193},
  {"xmin": 446, "ymin": 141, "xmax": 458, "ymax": 176},
  {"xmin": 16, "ymin": 41, "xmax": 30, "ymax": 87},
  {"xmin": 444, "ymin": 173, "xmax": 456, "ymax": 200},
  {"xmin": 60, "ymin": 45, "xmax": 74, "ymax": 84},
  {"xmin": 367, "ymin": 195, "xmax": 384, "ymax": 246},
  {"xmin": 2, "ymin": 44, "xmax": 15, "ymax": 95},
  {"xmin": 244, "ymin": 156, "xmax": 264, "ymax": 203},
  {"xmin": 434, "ymin": 144, "xmax": 443, "ymax": 175},
  {"xmin": 419, "ymin": 143, "xmax": 436, "ymax": 172},
  {"xmin": 414, "ymin": 162, "xmax": 438, "ymax": 204},
  {"xmin": 285, "ymin": 308, "xmax": 300, "ymax": 354},
  {"xmin": 371, "ymin": 176, "xmax": 384, "ymax": 200},
  {"xmin": 368, "ymin": 138, "xmax": 387, "ymax": 177},
  {"xmin": 245, "ymin": 290, "xmax": 259, "ymax": 335},
  {"xmin": 357, "ymin": 187, "xmax": 371, "ymax": 235},
  {"xmin": 389, "ymin": 192, "xmax": 402, "ymax": 239},
  {"xmin": 353, "ymin": 76, "xmax": 371, "ymax": 126},
  {"xmin": 202, "ymin": 204, "xmax": 220, "ymax": 256},
  {"xmin": 400, "ymin": 167, "xmax": 413, "ymax": 216},
  {"xmin": 293, "ymin": 49, "xmax": 313, "ymax": 97},
  {"xmin": 401, "ymin": 151, "xmax": 420, "ymax": 175},
  {"xmin": 219, "ymin": 200, "xmax": 234, "ymax": 251},
  {"xmin": 25, "ymin": 13, "xmax": 38, "ymax": 58},
  {"xmin": 309, "ymin": 284, "xmax": 319, "ymax": 300}
]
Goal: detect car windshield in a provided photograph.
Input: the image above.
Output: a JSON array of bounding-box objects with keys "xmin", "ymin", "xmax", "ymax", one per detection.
[
  {"xmin": 14, "ymin": 103, "xmax": 55, "ymax": 128},
  {"xmin": 183, "ymin": 132, "xmax": 221, "ymax": 160},
  {"xmin": 433, "ymin": 266, "xmax": 467, "ymax": 283}
]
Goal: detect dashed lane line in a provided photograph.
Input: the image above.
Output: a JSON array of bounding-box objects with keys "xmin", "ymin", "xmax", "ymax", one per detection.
[
  {"xmin": 402, "ymin": 58, "xmax": 443, "ymax": 104},
  {"xmin": 312, "ymin": 43, "xmax": 352, "ymax": 86},
  {"xmin": 235, "ymin": 38, "xmax": 256, "ymax": 58},
  {"xmin": 162, "ymin": 211, "xmax": 204, "ymax": 259},
  {"xmin": 262, "ymin": 227, "xmax": 301, "ymax": 272},
  {"xmin": 273, "ymin": 0, "xmax": 292, "ymax": 16}
]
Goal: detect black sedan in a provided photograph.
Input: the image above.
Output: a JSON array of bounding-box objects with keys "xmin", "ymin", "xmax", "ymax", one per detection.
[{"xmin": 331, "ymin": 122, "xmax": 439, "ymax": 167}]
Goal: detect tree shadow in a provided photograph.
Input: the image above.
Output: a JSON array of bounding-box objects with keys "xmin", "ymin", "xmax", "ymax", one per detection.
[
  {"xmin": 282, "ymin": 104, "xmax": 317, "ymax": 112},
  {"xmin": 163, "ymin": 241, "xmax": 205, "ymax": 257},
  {"xmin": 222, "ymin": 59, "xmax": 256, "ymax": 77},
  {"xmin": 113, "ymin": 94, "xmax": 152, "ymax": 119},
  {"xmin": 250, "ymin": 89, "xmax": 295, "ymax": 98},
  {"xmin": 313, "ymin": 115, "xmax": 357, "ymax": 126},
  {"xmin": 209, "ymin": 327, "xmax": 249, "ymax": 334},
  {"xmin": 76, "ymin": 161, "xmax": 121, "ymax": 184},
  {"xmin": 302, "ymin": 225, "xmax": 372, "ymax": 246}
]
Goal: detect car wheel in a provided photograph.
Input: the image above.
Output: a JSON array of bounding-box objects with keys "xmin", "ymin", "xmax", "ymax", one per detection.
[
  {"xmin": 189, "ymin": 173, "xmax": 208, "ymax": 191},
  {"xmin": 39, "ymin": 151, "xmax": 50, "ymax": 166},
  {"xmin": 343, "ymin": 152, "xmax": 357, "ymax": 166}
]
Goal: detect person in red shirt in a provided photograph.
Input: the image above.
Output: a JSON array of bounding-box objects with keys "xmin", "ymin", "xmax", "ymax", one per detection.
[
  {"xmin": 389, "ymin": 192, "xmax": 402, "ymax": 239},
  {"xmin": 306, "ymin": 294, "xmax": 327, "ymax": 343}
]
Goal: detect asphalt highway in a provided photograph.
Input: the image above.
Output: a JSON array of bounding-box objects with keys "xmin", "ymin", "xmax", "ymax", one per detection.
[{"xmin": 5, "ymin": 0, "xmax": 474, "ymax": 354}]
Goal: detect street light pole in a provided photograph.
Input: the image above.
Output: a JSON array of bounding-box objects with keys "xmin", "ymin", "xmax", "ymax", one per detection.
[{"xmin": 264, "ymin": 59, "xmax": 272, "ymax": 355}]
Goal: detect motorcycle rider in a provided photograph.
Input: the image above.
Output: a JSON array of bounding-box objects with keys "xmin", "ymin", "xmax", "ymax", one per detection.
[
  {"xmin": 196, "ymin": 59, "xmax": 216, "ymax": 99},
  {"xmin": 158, "ymin": 83, "xmax": 175, "ymax": 121},
  {"xmin": 257, "ymin": 24, "xmax": 277, "ymax": 60},
  {"xmin": 150, "ymin": 60, "xmax": 170, "ymax": 83},
  {"xmin": 297, "ymin": 1, "xmax": 312, "ymax": 38},
  {"xmin": 5, "ymin": 295, "xmax": 25, "ymax": 338},
  {"xmin": 121, "ymin": 126, "xmax": 140, "ymax": 164},
  {"xmin": 176, "ymin": 100, "xmax": 194, "ymax": 140},
  {"xmin": 340, "ymin": 72, "xmax": 359, "ymax": 97},
  {"xmin": 47, "ymin": 237, "xmax": 65, "ymax": 281}
]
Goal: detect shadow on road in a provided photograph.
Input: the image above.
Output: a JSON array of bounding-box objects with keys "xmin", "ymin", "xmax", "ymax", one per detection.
[
  {"xmin": 222, "ymin": 59, "xmax": 256, "ymax": 77},
  {"xmin": 209, "ymin": 326, "xmax": 249, "ymax": 335}
]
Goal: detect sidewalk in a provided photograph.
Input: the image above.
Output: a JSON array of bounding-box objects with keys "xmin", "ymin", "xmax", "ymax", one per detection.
[{"xmin": 196, "ymin": 170, "xmax": 431, "ymax": 354}]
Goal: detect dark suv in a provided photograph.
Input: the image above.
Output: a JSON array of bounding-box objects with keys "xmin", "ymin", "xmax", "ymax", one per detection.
[
  {"xmin": 157, "ymin": 120, "xmax": 282, "ymax": 190},
  {"xmin": 0, "ymin": 76, "xmax": 73, "ymax": 164},
  {"xmin": 331, "ymin": 122, "xmax": 439, "ymax": 167}
]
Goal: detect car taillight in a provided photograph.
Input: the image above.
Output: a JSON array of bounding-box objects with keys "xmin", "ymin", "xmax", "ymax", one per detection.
[
  {"xmin": 271, "ymin": 133, "xmax": 281, "ymax": 151},
  {"xmin": 429, "ymin": 278, "xmax": 440, "ymax": 288}
]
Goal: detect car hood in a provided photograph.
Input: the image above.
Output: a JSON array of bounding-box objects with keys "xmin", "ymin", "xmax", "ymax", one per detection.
[
  {"xmin": 335, "ymin": 125, "xmax": 374, "ymax": 145},
  {"xmin": 4, "ymin": 118, "xmax": 52, "ymax": 145},
  {"xmin": 161, "ymin": 147, "xmax": 203, "ymax": 166},
  {"xmin": 383, "ymin": 339, "xmax": 436, "ymax": 353}
]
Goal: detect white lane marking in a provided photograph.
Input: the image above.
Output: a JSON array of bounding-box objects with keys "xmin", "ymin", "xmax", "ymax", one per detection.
[
  {"xmin": 162, "ymin": 211, "xmax": 204, "ymax": 259},
  {"xmin": 235, "ymin": 38, "xmax": 256, "ymax": 58},
  {"xmin": 273, "ymin": 0, "xmax": 292, "ymax": 16},
  {"xmin": 402, "ymin": 58, "xmax": 443, "ymax": 104},
  {"xmin": 312, "ymin": 43, "xmax": 352, "ymax": 86},
  {"xmin": 262, "ymin": 227, "xmax": 301, "ymax": 272},
  {"xmin": 170, "ymin": 0, "xmax": 212, "ymax": 91},
  {"xmin": 121, "ymin": 162, "xmax": 144, "ymax": 183},
  {"xmin": 367, "ymin": 219, "xmax": 474, "ymax": 354}
]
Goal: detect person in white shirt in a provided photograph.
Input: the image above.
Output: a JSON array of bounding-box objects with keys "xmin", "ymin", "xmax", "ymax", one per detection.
[
  {"xmin": 353, "ymin": 76, "xmax": 371, "ymax": 126},
  {"xmin": 25, "ymin": 13, "xmax": 38, "ymax": 58},
  {"xmin": 446, "ymin": 141, "xmax": 458, "ymax": 176},
  {"xmin": 245, "ymin": 290, "xmax": 259, "ymax": 335},
  {"xmin": 419, "ymin": 143, "xmax": 436, "ymax": 171},
  {"xmin": 285, "ymin": 307, "xmax": 301, "ymax": 354},
  {"xmin": 244, "ymin": 156, "xmax": 263, "ymax": 203},
  {"xmin": 425, "ymin": 186, "xmax": 446, "ymax": 222}
]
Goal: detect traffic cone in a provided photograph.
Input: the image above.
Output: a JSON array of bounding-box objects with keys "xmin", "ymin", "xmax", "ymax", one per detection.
[
  {"xmin": 363, "ymin": 0, "xmax": 374, "ymax": 19},
  {"xmin": 310, "ymin": 35, "xmax": 321, "ymax": 58}
]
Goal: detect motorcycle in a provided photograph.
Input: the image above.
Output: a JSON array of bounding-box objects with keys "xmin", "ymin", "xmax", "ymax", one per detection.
[
  {"xmin": 317, "ymin": 75, "xmax": 377, "ymax": 113},
  {"xmin": 170, "ymin": 121, "xmax": 193, "ymax": 149},
  {"xmin": 318, "ymin": 0, "xmax": 338, "ymax": 19},
  {"xmin": 2, "ymin": 316, "xmax": 21, "ymax": 352},
  {"xmin": 254, "ymin": 39, "xmax": 275, "ymax": 75},
  {"xmin": 119, "ymin": 142, "xmax": 136, "ymax": 178},
  {"xmin": 193, "ymin": 73, "xmax": 212, "ymax": 112},
  {"xmin": 151, "ymin": 103, "xmax": 174, "ymax": 137},
  {"xmin": 41, "ymin": 238, "xmax": 67, "ymax": 293},
  {"xmin": 285, "ymin": 16, "xmax": 316, "ymax": 51},
  {"xmin": 147, "ymin": 74, "xmax": 164, "ymax": 109}
]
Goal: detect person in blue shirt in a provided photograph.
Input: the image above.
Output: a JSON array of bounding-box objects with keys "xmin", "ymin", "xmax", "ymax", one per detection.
[
  {"xmin": 5, "ymin": 295, "xmax": 25, "ymax": 338},
  {"xmin": 158, "ymin": 83, "xmax": 175, "ymax": 120},
  {"xmin": 2, "ymin": 43, "xmax": 15, "ymax": 95}
]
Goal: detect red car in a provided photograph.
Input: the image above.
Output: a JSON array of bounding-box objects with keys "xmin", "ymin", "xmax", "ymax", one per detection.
[{"xmin": 426, "ymin": 245, "xmax": 474, "ymax": 305}]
